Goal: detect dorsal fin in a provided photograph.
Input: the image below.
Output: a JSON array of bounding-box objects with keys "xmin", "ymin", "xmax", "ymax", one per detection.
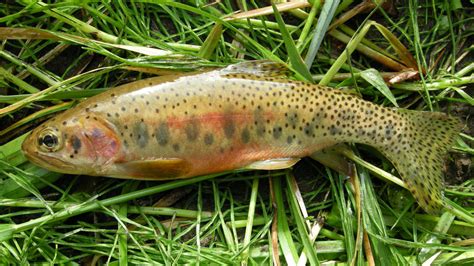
[{"xmin": 221, "ymin": 60, "xmax": 291, "ymax": 77}]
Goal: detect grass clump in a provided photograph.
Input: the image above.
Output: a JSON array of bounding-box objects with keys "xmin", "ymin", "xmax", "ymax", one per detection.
[{"xmin": 0, "ymin": 1, "xmax": 473, "ymax": 264}]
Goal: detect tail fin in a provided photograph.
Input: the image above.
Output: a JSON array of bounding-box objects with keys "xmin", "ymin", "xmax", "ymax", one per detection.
[{"xmin": 380, "ymin": 110, "xmax": 461, "ymax": 214}]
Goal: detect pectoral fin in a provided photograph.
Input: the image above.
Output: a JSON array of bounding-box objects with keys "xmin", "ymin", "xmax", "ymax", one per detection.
[
  {"xmin": 245, "ymin": 158, "xmax": 300, "ymax": 170},
  {"xmin": 116, "ymin": 158, "xmax": 191, "ymax": 180}
]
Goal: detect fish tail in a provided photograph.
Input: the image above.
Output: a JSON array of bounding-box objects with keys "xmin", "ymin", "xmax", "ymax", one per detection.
[{"xmin": 380, "ymin": 110, "xmax": 461, "ymax": 213}]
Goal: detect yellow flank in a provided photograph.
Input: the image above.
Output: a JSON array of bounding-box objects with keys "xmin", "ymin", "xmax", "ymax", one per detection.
[{"xmin": 21, "ymin": 61, "xmax": 461, "ymax": 214}]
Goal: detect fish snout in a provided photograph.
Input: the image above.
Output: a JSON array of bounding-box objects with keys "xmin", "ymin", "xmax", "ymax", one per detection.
[{"xmin": 21, "ymin": 133, "xmax": 37, "ymax": 158}]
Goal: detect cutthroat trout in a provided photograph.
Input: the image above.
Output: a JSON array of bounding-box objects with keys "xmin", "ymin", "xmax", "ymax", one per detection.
[{"xmin": 22, "ymin": 61, "xmax": 460, "ymax": 213}]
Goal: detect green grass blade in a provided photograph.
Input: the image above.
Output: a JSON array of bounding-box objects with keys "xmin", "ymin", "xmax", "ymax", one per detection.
[
  {"xmin": 285, "ymin": 173, "xmax": 319, "ymax": 265},
  {"xmin": 296, "ymin": 1, "xmax": 322, "ymax": 52},
  {"xmin": 0, "ymin": 1, "xmax": 471, "ymax": 264},
  {"xmin": 272, "ymin": 175, "xmax": 298, "ymax": 264},
  {"xmin": 359, "ymin": 68, "xmax": 399, "ymax": 107},
  {"xmin": 272, "ymin": 3, "xmax": 313, "ymax": 82},
  {"xmin": 241, "ymin": 178, "xmax": 259, "ymax": 265},
  {"xmin": 326, "ymin": 169, "xmax": 356, "ymax": 262},
  {"xmin": 198, "ymin": 23, "xmax": 223, "ymax": 59},
  {"xmin": 319, "ymin": 21, "xmax": 373, "ymax": 85},
  {"xmin": 358, "ymin": 163, "xmax": 406, "ymax": 265},
  {"xmin": 304, "ymin": 0, "xmax": 340, "ymax": 69},
  {"xmin": 0, "ymin": 173, "xmax": 222, "ymax": 240},
  {"xmin": 212, "ymin": 181, "xmax": 236, "ymax": 253}
]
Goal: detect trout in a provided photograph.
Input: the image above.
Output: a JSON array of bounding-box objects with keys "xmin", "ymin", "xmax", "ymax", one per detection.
[{"xmin": 22, "ymin": 61, "xmax": 460, "ymax": 213}]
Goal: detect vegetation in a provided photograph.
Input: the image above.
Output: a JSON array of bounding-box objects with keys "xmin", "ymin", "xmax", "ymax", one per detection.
[{"xmin": 0, "ymin": 0, "xmax": 472, "ymax": 264}]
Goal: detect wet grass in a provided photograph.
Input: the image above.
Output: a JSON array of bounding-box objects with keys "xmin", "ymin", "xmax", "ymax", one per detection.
[{"xmin": 0, "ymin": 1, "xmax": 473, "ymax": 265}]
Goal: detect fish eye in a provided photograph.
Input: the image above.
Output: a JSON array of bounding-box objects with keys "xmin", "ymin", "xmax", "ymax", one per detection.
[{"xmin": 38, "ymin": 129, "xmax": 62, "ymax": 152}]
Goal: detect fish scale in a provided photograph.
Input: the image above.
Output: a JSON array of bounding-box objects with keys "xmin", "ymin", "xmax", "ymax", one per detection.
[{"xmin": 22, "ymin": 61, "xmax": 461, "ymax": 213}]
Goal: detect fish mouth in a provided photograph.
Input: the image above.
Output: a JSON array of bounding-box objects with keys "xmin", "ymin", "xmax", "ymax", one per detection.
[{"xmin": 24, "ymin": 151, "xmax": 79, "ymax": 174}]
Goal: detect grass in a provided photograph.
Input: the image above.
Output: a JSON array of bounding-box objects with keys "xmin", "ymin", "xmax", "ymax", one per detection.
[{"xmin": 0, "ymin": 0, "xmax": 473, "ymax": 264}]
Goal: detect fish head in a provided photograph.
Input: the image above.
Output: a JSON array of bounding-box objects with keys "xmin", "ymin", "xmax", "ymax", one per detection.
[{"xmin": 22, "ymin": 112, "xmax": 121, "ymax": 175}]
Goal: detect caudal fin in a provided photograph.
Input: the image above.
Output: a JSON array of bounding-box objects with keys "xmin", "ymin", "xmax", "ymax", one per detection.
[{"xmin": 380, "ymin": 110, "xmax": 461, "ymax": 214}]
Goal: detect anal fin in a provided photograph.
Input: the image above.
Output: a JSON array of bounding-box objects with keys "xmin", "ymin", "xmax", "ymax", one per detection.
[
  {"xmin": 310, "ymin": 144, "xmax": 353, "ymax": 176},
  {"xmin": 245, "ymin": 158, "xmax": 300, "ymax": 170}
]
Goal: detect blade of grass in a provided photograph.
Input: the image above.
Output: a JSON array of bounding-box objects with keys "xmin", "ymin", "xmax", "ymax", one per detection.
[
  {"xmin": 241, "ymin": 178, "xmax": 259, "ymax": 265},
  {"xmin": 0, "ymin": 102, "xmax": 73, "ymax": 139},
  {"xmin": 0, "ymin": 173, "xmax": 222, "ymax": 241},
  {"xmin": 357, "ymin": 159, "xmax": 406, "ymax": 265},
  {"xmin": 408, "ymin": 0, "xmax": 432, "ymax": 110},
  {"xmin": 272, "ymin": 3, "xmax": 313, "ymax": 82},
  {"xmin": 0, "ymin": 66, "xmax": 116, "ymax": 117},
  {"xmin": 304, "ymin": 0, "xmax": 340, "ymax": 68},
  {"xmin": 1, "ymin": 168, "xmax": 53, "ymax": 214},
  {"xmin": 295, "ymin": 0, "xmax": 322, "ymax": 52},
  {"xmin": 198, "ymin": 23, "xmax": 223, "ymax": 59},
  {"xmin": 417, "ymin": 212, "xmax": 455, "ymax": 263},
  {"xmin": 224, "ymin": 1, "xmax": 311, "ymax": 21},
  {"xmin": 212, "ymin": 181, "xmax": 236, "ymax": 253},
  {"xmin": 0, "ymin": 66, "xmax": 39, "ymax": 94},
  {"xmin": 285, "ymin": 173, "xmax": 319, "ymax": 265},
  {"xmin": 0, "ymin": 134, "xmax": 28, "ymax": 167},
  {"xmin": 326, "ymin": 168, "xmax": 356, "ymax": 263},
  {"xmin": 195, "ymin": 183, "xmax": 203, "ymax": 264},
  {"xmin": 271, "ymin": 174, "xmax": 298, "ymax": 264},
  {"xmin": 359, "ymin": 68, "xmax": 399, "ymax": 107}
]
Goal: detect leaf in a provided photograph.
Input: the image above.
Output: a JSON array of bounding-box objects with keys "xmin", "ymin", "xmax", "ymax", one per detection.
[
  {"xmin": 286, "ymin": 173, "xmax": 319, "ymax": 265},
  {"xmin": 359, "ymin": 68, "xmax": 398, "ymax": 107},
  {"xmin": 198, "ymin": 23, "xmax": 223, "ymax": 59},
  {"xmin": 224, "ymin": 1, "xmax": 311, "ymax": 21},
  {"xmin": 372, "ymin": 23, "xmax": 418, "ymax": 69},
  {"xmin": 272, "ymin": 3, "xmax": 313, "ymax": 82},
  {"xmin": 304, "ymin": 0, "xmax": 340, "ymax": 68},
  {"xmin": 272, "ymin": 175, "xmax": 299, "ymax": 264}
]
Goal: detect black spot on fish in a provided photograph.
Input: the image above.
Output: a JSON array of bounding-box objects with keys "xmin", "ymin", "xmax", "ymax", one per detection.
[
  {"xmin": 185, "ymin": 119, "xmax": 200, "ymax": 141},
  {"xmin": 155, "ymin": 122, "xmax": 170, "ymax": 146},
  {"xmin": 254, "ymin": 109, "xmax": 266, "ymax": 136},
  {"xmin": 173, "ymin": 143, "xmax": 180, "ymax": 152},
  {"xmin": 223, "ymin": 116, "xmax": 235, "ymax": 139},
  {"xmin": 204, "ymin": 133, "xmax": 214, "ymax": 145},
  {"xmin": 329, "ymin": 125, "xmax": 341, "ymax": 136},
  {"xmin": 134, "ymin": 122, "xmax": 149, "ymax": 148},
  {"xmin": 71, "ymin": 135, "xmax": 81, "ymax": 151},
  {"xmin": 384, "ymin": 123, "xmax": 395, "ymax": 140},
  {"xmin": 287, "ymin": 135, "xmax": 293, "ymax": 144},
  {"xmin": 287, "ymin": 111, "xmax": 299, "ymax": 127},
  {"xmin": 272, "ymin": 126, "xmax": 282, "ymax": 139},
  {"xmin": 303, "ymin": 124, "xmax": 313, "ymax": 136},
  {"xmin": 241, "ymin": 128, "xmax": 250, "ymax": 143}
]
